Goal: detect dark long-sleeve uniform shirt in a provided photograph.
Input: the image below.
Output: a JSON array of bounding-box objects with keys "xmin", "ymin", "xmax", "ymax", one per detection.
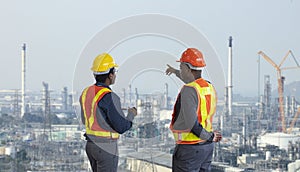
[{"xmin": 81, "ymin": 82, "xmax": 134, "ymax": 141}]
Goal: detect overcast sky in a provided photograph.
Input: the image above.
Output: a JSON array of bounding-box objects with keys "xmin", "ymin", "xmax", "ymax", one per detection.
[{"xmin": 1, "ymin": 0, "xmax": 299, "ymax": 98}]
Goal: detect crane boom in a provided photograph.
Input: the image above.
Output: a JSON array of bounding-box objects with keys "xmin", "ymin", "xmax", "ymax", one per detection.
[
  {"xmin": 258, "ymin": 51, "xmax": 286, "ymax": 132},
  {"xmin": 281, "ymin": 66, "xmax": 300, "ymax": 70},
  {"xmin": 290, "ymin": 51, "xmax": 300, "ymax": 67},
  {"xmin": 258, "ymin": 51, "xmax": 280, "ymax": 70},
  {"xmin": 279, "ymin": 50, "xmax": 292, "ymax": 68}
]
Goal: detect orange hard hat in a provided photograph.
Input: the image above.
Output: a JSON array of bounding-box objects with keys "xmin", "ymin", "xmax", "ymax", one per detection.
[{"xmin": 177, "ymin": 48, "xmax": 206, "ymax": 69}]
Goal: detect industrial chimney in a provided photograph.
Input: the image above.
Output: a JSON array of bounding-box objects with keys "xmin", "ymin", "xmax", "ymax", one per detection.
[
  {"xmin": 21, "ymin": 43, "xmax": 26, "ymax": 117},
  {"xmin": 228, "ymin": 36, "xmax": 233, "ymax": 117}
]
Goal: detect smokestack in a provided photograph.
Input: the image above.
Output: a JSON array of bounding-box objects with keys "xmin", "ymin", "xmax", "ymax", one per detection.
[
  {"xmin": 291, "ymin": 96, "xmax": 296, "ymax": 116},
  {"xmin": 135, "ymin": 88, "xmax": 139, "ymax": 101},
  {"xmin": 242, "ymin": 110, "xmax": 247, "ymax": 147},
  {"xmin": 164, "ymin": 83, "xmax": 168, "ymax": 109},
  {"xmin": 21, "ymin": 43, "xmax": 26, "ymax": 117},
  {"xmin": 62, "ymin": 87, "xmax": 68, "ymax": 111},
  {"xmin": 42, "ymin": 82, "xmax": 49, "ymax": 113},
  {"xmin": 68, "ymin": 94, "xmax": 73, "ymax": 111},
  {"xmin": 128, "ymin": 84, "xmax": 132, "ymax": 106},
  {"xmin": 228, "ymin": 36, "xmax": 233, "ymax": 117}
]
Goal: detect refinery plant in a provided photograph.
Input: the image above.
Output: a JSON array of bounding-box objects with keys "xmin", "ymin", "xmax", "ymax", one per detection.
[{"xmin": 0, "ymin": 39, "xmax": 300, "ymax": 172}]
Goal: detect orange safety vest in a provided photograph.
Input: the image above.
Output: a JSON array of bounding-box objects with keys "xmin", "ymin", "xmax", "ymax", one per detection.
[
  {"xmin": 170, "ymin": 78, "xmax": 217, "ymax": 144},
  {"xmin": 80, "ymin": 85, "xmax": 119, "ymax": 139}
]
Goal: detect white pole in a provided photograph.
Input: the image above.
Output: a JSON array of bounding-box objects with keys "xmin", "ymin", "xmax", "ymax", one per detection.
[
  {"xmin": 228, "ymin": 36, "xmax": 233, "ymax": 117},
  {"xmin": 21, "ymin": 43, "xmax": 26, "ymax": 117}
]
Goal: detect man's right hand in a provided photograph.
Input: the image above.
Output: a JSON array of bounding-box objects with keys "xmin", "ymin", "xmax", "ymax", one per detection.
[
  {"xmin": 165, "ymin": 64, "xmax": 177, "ymax": 76},
  {"xmin": 128, "ymin": 107, "xmax": 137, "ymax": 116},
  {"xmin": 213, "ymin": 131, "xmax": 222, "ymax": 142}
]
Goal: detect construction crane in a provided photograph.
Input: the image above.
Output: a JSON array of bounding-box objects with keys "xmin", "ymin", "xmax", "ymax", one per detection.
[{"xmin": 258, "ymin": 50, "xmax": 300, "ymax": 133}]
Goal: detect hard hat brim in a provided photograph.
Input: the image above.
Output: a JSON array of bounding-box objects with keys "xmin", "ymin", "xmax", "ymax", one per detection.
[
  {"xmin": 179, "ymin": 61, "xmax": 204, "ymax": 70},
  {"xmin": 92, "ymin": 64, "xmax": 118, "ymax": 75}
]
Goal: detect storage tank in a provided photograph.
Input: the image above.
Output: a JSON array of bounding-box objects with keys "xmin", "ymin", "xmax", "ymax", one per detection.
[
  {"xmin": 296, "ymin": 159, "xmax": 300, "ymax": 170},
  {"xmin": 265, "ymin": 151, "xmax": 271, "ymax": 161},
  {"xmin": 257, "ymin": 132, "xmax": 300, "ymax": 150},
  {"xmin": 5, "ymin": 146, "xmax": 15, "ymax": 157},
  {"xmin": 288, "ymin": 162, "xmax": 295, "ymax": 172}
]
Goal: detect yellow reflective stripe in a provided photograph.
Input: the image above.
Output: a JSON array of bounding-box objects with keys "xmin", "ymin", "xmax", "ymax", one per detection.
[
  {"xmin": 81, "ymin": 87, "xmax": 89, "ymax": 129},
  {"xmin": 210, "ymin": 85, "xmax": 217, "ymax": 115},
  {"xmin": 200, "ymin": 92, "xmax": 207, "ymax": 127},
  {"xmin": 204, "ymin": 85, "xmax": 212, "ymax": 131},
  {"xmin": 207, "ymin": 85, "xmax": 216, "ymax": 131},
  {"xmin": 86, "ymin": 128, "xmax": 119, "ymax": 138},
  {"xmin": 173, "ymin": 132, "xmax": 202, "ymax": 142},
  {"xmin": 202, "ymin": 85, "xmax": 212, "ymax": 131},
  {"xmin": 89, "ymin": 88, "xmax": 111, "ymax": 129}
]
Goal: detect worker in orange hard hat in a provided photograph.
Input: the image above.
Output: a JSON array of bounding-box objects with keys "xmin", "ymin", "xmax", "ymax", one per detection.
[
  {"xmin": 80, "ymin": 53, "xmax": 137, "ymax": 172},
  {"xmin": 166, "ymin": 48, "xmax": 222, "ymax": 172},
  {"xmin": 166, "ymin": 48, "xmax": 206, "ymax": 82}
]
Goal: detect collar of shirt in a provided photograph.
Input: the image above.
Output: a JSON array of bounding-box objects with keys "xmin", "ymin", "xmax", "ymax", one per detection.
[{"xmin": 95, "ymin": 82, "xmax": 111, "ymax": 90}]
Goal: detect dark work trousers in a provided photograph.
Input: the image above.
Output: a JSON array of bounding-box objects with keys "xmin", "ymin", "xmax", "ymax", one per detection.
[
  {"xmin": 86, "ymin": 141, "xmax": 119, "ymax": 172},
  {"xmin": 172, "ymin": 142, "xmax": 214, "ymax": 172}
]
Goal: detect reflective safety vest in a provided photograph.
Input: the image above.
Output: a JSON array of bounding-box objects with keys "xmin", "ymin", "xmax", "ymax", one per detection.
[
  {"xmin": 80, "ymin": 85, "xmax": 119, "ymax": 139},
  {"xmin": 170, "ymin": 78, "xmax": 216, "ymax": 144}
]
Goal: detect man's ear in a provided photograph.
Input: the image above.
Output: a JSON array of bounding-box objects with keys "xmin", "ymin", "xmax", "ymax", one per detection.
[{"xmin": 109, "ymin": 73, "xmax": 114, "ymax": 79}]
